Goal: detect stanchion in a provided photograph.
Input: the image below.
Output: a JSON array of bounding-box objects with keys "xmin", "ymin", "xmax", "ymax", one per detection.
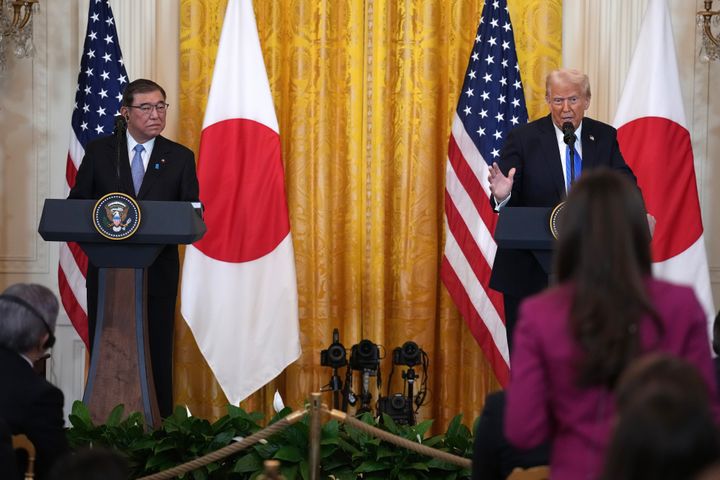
[{"xmin": 309, "ymin": 392, "xmax": 322, "ymax": 480}]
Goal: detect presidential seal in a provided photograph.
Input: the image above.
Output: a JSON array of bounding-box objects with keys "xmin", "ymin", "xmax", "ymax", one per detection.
[
  {"xmin": 93, "ymin": 192, "xmax": 141, "ymax": 240},
  {"xmin": 549, "ymin": 201, "xmax": 566, "ymax": 240}
]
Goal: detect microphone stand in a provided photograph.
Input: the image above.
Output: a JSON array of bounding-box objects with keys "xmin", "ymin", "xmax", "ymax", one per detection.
[
  {"xmin": 562, "ymin": 122, "xmax": 577, "ymax": 188},
  {"xmin": 569, "ymin": 136, "xmax": 576, "ymax": 187},
  {"xmin": 114, "ymin": 115, "xmax": 126, "ymax": 192}
]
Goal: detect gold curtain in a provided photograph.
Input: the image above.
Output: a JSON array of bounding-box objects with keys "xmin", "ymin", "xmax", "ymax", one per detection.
[{"xmin": 175, "ymin": 0, "xmax": 561, "ymax": 428}]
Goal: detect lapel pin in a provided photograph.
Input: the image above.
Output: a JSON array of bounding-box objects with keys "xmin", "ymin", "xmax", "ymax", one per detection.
[
  {"xmin": 154, "ymin": 163, "xmax": 160, "ymax": 170},
  {"xmin": 589, "ymin": 135, "xmax": 595, "ymax": 141}
]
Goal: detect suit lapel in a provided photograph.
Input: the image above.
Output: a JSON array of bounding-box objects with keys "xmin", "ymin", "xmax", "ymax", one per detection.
[
  {"xmin": 537, "ymin": 115, "xmax": 566, "ymax": 199},
  {"xmin": 137, "ymin": 135, "xmax": 167, "ymax": 199},
  {"xmin": 580, "ymin": 119, "xmax": 597, "ymax": 170}
]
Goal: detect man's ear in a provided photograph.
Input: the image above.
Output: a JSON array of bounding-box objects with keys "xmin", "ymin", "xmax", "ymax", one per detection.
[
  {"xmin": 38, "ymin": 332, "xmax": 50, "ymax": 350},
  {"xmin": 120, "ymin": 106, "xmax": 129, "ymax": 120}
]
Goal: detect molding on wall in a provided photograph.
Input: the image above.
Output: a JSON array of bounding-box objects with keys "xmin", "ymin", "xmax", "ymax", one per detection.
[{"xmin": 0, "ymin": 0, "xmax": 50, "ymax": 274}]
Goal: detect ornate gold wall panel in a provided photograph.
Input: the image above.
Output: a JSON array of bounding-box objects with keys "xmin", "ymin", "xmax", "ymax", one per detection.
[{"xmin": 177, "ymin": 0, "xmax": 561, "ymax": 427}]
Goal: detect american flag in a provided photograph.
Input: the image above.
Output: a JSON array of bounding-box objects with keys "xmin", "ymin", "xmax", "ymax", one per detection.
[
  {"xmin": 59, "ymin": 0, "xmax": 128, "ymax": 347},
  {"xmin": 441, "ymin": 0, "xmax": 527, "ymax": 386}
]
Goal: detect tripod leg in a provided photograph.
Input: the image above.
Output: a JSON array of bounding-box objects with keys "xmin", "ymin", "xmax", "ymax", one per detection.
[{"xmin": 406, "ymin": 368, "xmax": 416, "ymax": 425}]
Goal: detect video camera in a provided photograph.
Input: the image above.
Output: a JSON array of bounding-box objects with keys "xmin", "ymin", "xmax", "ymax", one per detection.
[
  {"xmin": 377, "ymin": 393, "xmax": 413, "ymax": 425},
  {"xmin": 349, "ymin": 339, "xmax": 380, "ymax": 371},
  {"xmin": 392, "ymin": 341, "xmax": 421, "ymax": 367},
  {"xmin": 320, "ymin": 328, "xmax": 347, "ymax": 369}
]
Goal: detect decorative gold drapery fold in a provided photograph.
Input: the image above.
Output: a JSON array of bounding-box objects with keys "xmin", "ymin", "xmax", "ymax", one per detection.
[{"xmin": 175, "ymin": 0, "xmax": 561, "ymax": 428}]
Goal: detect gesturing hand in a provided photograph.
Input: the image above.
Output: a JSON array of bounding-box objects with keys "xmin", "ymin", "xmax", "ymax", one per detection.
[{"xmin": 488, "ymin": 162, "xmax": 515, "ymax": 203}]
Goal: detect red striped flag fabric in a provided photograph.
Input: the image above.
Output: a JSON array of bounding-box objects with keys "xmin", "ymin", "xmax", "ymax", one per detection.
[
  {"xmin": 441, "ymin": 0, "xmax": 528, "ymax": 386},
  {"xmin": 60, "ymin": 0, "xmax": 128, "ymax": 347}
]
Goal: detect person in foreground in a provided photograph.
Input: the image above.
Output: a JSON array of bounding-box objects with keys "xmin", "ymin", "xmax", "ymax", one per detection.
[
  {"xmin": 69, "ymin": 78, "xmax": 200, "ymax": 417},
  {"xmin": 601, "ymin": 354, "xmax": 720, "ymax": 480},
  {"xmin": 471, "ymin": 390, "xmax": 549, "ymax": 480},
  {"xmin": 0, "ymin": 284, "xmax": 69, "ymax": 479},
  {"xmin": 48, "ymin": 447, "xmax": 129, "ymax": 480},
  {"xmin": 504, "ymin": 169, "xmax": 717, "ymax": 480}
]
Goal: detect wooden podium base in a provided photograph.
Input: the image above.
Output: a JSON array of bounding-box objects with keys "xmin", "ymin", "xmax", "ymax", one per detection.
[
  {"xmin": 83, "ymin": 267, "xmax": 161, "ymax": 428},
  {"xmin": 39, "ymin": 199, "xmax": 206, "ymax": 429}
]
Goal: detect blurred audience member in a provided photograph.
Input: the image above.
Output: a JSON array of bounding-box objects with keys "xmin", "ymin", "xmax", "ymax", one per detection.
[
  {"xmin": 48, "ymin": 448, "xmax": 129, "ymax": 480},
  {"xmin": 505, "ymin": 170, "xmax": 717, "ymax": 480},
  {"xmin": 472, "ymin": 390, "xmax": 549, "ymax": 480},
  {"xmin": 601, "ymin": 354, "xmax": 720, "ymax": 480},
  {"xmin": 0, "ymin": 284, "xmax": 69, "ymax": 479}
]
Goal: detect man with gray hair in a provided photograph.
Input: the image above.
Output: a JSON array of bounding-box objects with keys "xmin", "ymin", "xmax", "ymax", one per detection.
[
  {"xmin": 486, "ymin": 68, "xmax": 639, "ymax": 349},
  {"xmin": 0, "ymin": 283, "xmax": 69, "ymax": 478}
]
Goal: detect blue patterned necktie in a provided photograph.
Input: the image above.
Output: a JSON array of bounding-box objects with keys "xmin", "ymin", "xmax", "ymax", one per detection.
[
  {"xmin": 565, "ymin": 144, "xmax": 582, "ymax": 192},
  {"xmin": 131, "ymin": 144, "xmax": 145, "ymax": 195}
]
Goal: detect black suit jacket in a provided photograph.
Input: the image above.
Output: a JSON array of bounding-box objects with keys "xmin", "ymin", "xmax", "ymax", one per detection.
[
  {"xmin": 489, "ymin": 115, "xmax": 636, "ymax": 297},
  {"xmin": 472, "ymin": 391, "xmax": 549, "ymax": 480},
  {"xmin": 68, "ymin": 133, "xmax": 200, "ymax": 296},
  {"xmin": 0, "ymin": 348, "xmax": 68, "ymax": 479},
  {"xmin": 67, "ymin": 133, "xmax": 200, "ymax": 416}
]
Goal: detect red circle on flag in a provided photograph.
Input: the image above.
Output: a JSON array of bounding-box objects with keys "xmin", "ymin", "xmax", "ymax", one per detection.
[
  {"xmin": 617, "ymin": 117, "xmax": 702, "ymax": 262},
  {"xmin": 194, "ymin": 118, "xmax": 290, "ymax": 263}
]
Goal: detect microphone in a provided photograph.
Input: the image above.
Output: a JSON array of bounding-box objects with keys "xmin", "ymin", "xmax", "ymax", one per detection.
[
  {"xmin": 113, "ymin": 114, "xmax": 127, "ymax": 136},
  {"xmin": 562, "ymin": 122, "xmax": 577, "ymax": 187},
  {"xmin": 562, "ymin": 121, "xmax": 576, "ymax": 146}
]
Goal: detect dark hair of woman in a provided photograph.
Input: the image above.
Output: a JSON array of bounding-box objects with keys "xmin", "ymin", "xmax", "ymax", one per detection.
[{"xmin": 554, "ymin": 169, "xmax": 662, "ymax": 388}]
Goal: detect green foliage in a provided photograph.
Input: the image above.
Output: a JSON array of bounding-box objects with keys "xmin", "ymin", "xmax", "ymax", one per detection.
[{"xmin": 66, "ymin": 401, "xmax": 473, "ymax": 479}]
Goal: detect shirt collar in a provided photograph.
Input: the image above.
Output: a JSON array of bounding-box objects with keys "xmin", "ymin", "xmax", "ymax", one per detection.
[
  {"xmin": 552, "ymin": 120, "xmax": 583, "ymax": 145},
  {"xmin": 20, "ymin": 353, "xmax": 34, "ymax": 368},
  {"xmin": 126, "ymin": 131, "xmax": 156, "ymax": 152}
]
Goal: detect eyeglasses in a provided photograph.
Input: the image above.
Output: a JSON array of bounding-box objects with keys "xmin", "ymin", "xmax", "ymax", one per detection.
[
  {"xmin": 128, "ymin": 102, "xmax": 169, "ymax": 115},
  {"xmin": 549, "ymin": 96, "xmax": 582, "ymax": 106}
]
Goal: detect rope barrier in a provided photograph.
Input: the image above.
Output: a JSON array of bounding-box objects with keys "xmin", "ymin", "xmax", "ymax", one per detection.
[
  {"xmin": 136, "ymin": 402, "xmax": 472, "ymax": 479},
  {"xmin": 136, "ymin": 410, "xmax": 306, "ymax": 480}
]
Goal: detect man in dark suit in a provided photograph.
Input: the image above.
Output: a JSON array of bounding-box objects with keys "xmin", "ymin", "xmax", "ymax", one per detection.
[
  {"xmin": 69, "ymin": 79, "xmax": 200, "ymax": 417},
  {"xmin": 472, "ymin": 391, "xmax": 549, "ymax": 480},
  {"xmin": 487, "ymin": 69, "xmax": 641, "ymax": 347},
  {"xmin": 0, "ymin": 284, "xmax": 69, "ymax": 479}
]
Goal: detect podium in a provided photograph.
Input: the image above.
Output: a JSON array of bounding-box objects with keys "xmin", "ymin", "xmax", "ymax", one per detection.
[
  {"xmin": 39, "ymin": 199, "xmax": 205, "ymax": 427},
  {"xmin": 494, "ymin": 207, "xmax": 557, "ymax": 274}
]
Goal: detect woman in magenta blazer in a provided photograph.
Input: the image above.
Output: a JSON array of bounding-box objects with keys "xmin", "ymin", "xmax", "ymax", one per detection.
[{"xmin": 504, "ymin": 169, "xmax": 717, "ymax": 480}]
